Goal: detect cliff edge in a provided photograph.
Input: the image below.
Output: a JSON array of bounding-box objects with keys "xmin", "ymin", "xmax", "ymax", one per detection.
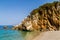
[{"xmin": 13, "ymin": 1, "xmax": 60, "ymax": 31}]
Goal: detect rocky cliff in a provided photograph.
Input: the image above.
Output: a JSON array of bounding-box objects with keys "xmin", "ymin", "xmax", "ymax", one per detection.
[{"xmin": 13, "ymin": 1, "xmax": 60, "ymax": 31}]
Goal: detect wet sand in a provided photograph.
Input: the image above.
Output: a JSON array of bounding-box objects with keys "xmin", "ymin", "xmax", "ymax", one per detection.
[{"xmin": 33, "ymin": 31, "xmax": 60, "ymax": 40}]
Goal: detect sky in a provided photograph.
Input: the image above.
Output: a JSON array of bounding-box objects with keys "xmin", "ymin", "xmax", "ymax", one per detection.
[{"xmin": 0, "ymin": 0, "xmax": 58, "ymax": 25}]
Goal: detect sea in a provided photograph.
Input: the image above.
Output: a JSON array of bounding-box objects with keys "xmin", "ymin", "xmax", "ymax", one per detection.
[{"xmin": 0, "ymin": 26, "xmax": 40, "ymax": 40}]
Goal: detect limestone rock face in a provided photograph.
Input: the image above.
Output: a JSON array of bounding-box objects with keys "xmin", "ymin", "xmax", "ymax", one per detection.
[{"xmin": 13, "ymin": 1, "xmax": 60, "ymax": 31}]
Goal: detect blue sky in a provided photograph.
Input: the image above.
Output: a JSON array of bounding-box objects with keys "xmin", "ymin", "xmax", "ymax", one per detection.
[{"xmin": 0, "ymin": 0, "xmax": 58, "ymax": 25}]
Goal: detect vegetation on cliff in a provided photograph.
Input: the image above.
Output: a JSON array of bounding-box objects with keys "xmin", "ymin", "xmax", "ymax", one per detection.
[{"xmin": 13, "ymin": 1, "xmax": 60, "ymax": 31}]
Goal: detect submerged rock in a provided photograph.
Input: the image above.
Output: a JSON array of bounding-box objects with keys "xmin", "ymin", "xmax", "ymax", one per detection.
[{"xmin": 13, "ymin": 1, "xmax": 60, "ymax": 31}]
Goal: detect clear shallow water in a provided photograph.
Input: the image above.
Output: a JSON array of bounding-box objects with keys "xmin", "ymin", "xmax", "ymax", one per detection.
[{"xmin": 0, "ymin": 29, "xmax": 41, "ymax": 40}]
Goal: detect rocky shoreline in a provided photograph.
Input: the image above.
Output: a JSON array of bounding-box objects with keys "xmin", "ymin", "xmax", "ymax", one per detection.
[{"xmin": 13, "ymin": 1, "xmax": 60, "ymax": 32}]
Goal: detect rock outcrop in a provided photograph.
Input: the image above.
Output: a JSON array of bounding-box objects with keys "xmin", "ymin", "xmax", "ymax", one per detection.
[
  {"xmin": 3, "ymin": 26, "xmax": 8, "ymax": 29},
  {"xmin": 13, "ymin": 1, "xmax": 60, "ymax": 31}
]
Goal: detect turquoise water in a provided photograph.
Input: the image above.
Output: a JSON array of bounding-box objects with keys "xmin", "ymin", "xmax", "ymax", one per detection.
[{"xmin": 0, "ymin": 29, "xmax": 40, "ymax": 40}]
